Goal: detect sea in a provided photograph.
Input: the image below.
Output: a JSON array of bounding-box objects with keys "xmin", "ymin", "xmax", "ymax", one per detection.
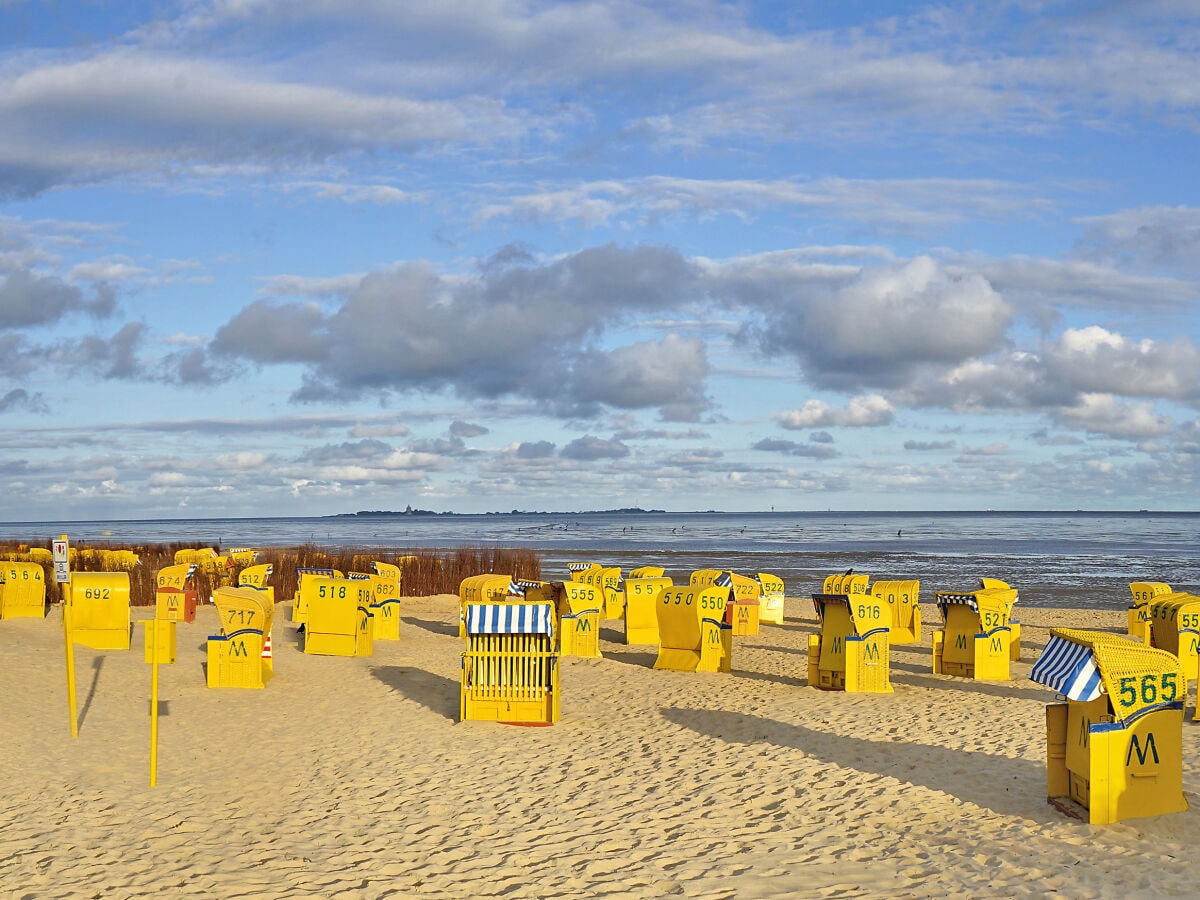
[{"xmin": 1, "ymin": 510, "xmax": 1196, "ymax": 610}]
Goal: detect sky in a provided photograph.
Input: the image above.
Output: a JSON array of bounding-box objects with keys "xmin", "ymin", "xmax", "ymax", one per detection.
[{"xmin": 1, "ymin": 0, "xmax": 1199, "ymax": 520}]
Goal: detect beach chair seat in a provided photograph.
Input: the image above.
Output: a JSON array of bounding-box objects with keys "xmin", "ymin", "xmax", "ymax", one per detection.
[
  {"xmin": 363, "ymin": 568, "xmax": 402, "ymax": 641},
  {"xmin": 461, "ymin": 601, "xmax": 560, "ymax": 724},
  {"xmin": 757, "ymin": 573, "xmax": 786, "ymax": 625},
  {"xmin": 238, "ymin": 563, "xmax": 275, "ymax": 603},
  {"xmin": 1144, "ymin": 591, "xmax": 1200, "ymax": 691},
  {"xmin": 815, "ymin": 572, "xmax": 870, "ymax": 622},
  {"xmin": 872, "ymin": 579, "xmax": 921, "ymax": 644},
  {"xmin": 808, "ymin": 590, "xmax": 893, "ymax": 693},
  {"xmin": 227, "ymin": 547, "xmax": 258, "ymax": 566},
  {"xmin": 291, "ymin": 567, "xmax": 341, "ymax": 625},
  {"xmin": 689, "ymin": 570, "xmax": 760, "ymax": 635},
  {"xmin": 628, "ymin": 566, "xmax": 665, "ymax": 580},
  {"xmin": 1128, "ymin": 582, "xmax": 1172, "ymax": 642},
  {"xmin": 572, "ymin": 565, "xmax": 622, "ymax": 619},
  {"xmin": 154, "ymin": 586, "xmax": 193, "ymax": 623},
  {"xmin": 304, "ymin": 577, "xmax": 374, "ymax": 657},
  {"xmin": 0, "ymin": 561, "xmax": 47, "ymax": 619},
  {"xmin": 654, "ymin": 585, "xmax": 732, "ymax": 673},
  {"xmin": 624, "ymin": 576, "xmax": 672, "ymax": 644},
  {"xmin": 556, "ymin": 580, "xmax": 604, "ymax": 657},
  {"xmin": 67, "ymin": 572, "xmax": 132, "ymax": 650},
  {"xmin": 725, "ymin": 572, "xmax": 763, "ymax": 636},
  {"xmin": 932, "ymin": 579, "xmax": 1018, "ymax": 680},
  {"xmin": 207, "ymin": 586, "xmax": 274, "ymax": 688},
  {"xmin": 1032, "ymin": 628, "xmax": 1187, "ymax": 824}
]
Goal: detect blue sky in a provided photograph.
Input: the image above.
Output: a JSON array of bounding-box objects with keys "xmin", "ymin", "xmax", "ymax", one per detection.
[{"xmin": 2, "ymin": 0, "xmax": 1199, "ymax": 519}]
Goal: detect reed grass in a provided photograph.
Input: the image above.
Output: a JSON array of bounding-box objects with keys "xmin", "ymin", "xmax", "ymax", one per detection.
[{"xmin": 1, "ymin": 540, "xmax": 542, "ymax": 606}]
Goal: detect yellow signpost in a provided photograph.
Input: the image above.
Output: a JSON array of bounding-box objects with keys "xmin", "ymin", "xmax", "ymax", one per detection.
[
  {"xmin": 55, "ymin": 535, "xmax": 78, "ymax": 738},
  {"xmin": 144, "ymin": 618, "xmax": 177, "ymax": 787}
]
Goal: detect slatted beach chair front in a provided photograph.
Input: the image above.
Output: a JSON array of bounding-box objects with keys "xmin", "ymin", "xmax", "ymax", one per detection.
[{"xmin": 461, "ymin": 601, "xmax": 560, "ymax": 724}]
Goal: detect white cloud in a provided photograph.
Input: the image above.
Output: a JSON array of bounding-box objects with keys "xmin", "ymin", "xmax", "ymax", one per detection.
[
  {"xmin": 475, "ymin": 175, "xmax": 1044, "ymax": 233},
  {"xmin": 1044, "ymin": 326, "xmax": 1200, "ymax": 400},
  {"xmin": 282, "ymin": 181, "xmax": 424, "ymax": 206},
  {"xmin": 755, "ymin": 256, "xmax": 1011, "ymax": 390},
  {"xmin": 0, "ymin": 51, "xmax": 513, "ymax": 196},
  {"xmin": 778, "ymin": 395, "xmax": 894, "ymax": 428},
  {"xmin": 1053, "ymin": 393, "xmax": 1173, "ymax": 440}
]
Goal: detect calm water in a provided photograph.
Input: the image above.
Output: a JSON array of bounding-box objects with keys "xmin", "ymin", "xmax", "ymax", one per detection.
[{"xmin": 2, "ymin": 510, "xmax": 1196, "ymax": 610}]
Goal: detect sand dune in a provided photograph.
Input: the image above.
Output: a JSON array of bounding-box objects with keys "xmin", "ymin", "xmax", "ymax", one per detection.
[{"xmin": 1, "ymin": 596, "xmax": 1197, "ymax": 898}]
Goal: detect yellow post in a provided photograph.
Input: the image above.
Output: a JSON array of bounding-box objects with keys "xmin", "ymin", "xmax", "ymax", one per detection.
[
  {"xmin": 145, "ymin": 618, "xmax": 177, "ymax": 787},
  {"xmin": 55, "ymin": 535, "xmax": 78, "ymax": 739},
  {"xmin": 63, "ymin": 589, "xmax": 78, "ymax": 739},
  {"xmin": 150, "ymin": 650, "xmax": 161, "ymax": 787}
]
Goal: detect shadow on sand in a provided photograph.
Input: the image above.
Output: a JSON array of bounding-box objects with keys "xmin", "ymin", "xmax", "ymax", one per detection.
[
  {"xmin": 371, "ymin": 666, "xmax": 459, "ymax": 721},
  {"xmin": 660, "ymin": 706, "xmax": 1043, "ymax": 818},
  {"xmin": 404, "ymin": 617, "xmax": 459, "ymax": 638}
]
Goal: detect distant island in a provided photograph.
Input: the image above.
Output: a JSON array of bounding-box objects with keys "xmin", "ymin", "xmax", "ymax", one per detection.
[{"xmin": 328, "ymin": 506, "xmax": 667, "ymax": 518}]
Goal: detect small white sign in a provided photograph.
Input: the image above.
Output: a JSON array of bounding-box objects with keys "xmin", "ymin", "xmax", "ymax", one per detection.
[{"xmin": 52, "ymin": 536, "xmax": 70, "ymax": 584}]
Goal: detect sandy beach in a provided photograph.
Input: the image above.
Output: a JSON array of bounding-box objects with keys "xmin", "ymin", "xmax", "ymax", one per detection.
[{"xmin": 1, "ymin": 594, "xmax": 1197, "ymax": 899}]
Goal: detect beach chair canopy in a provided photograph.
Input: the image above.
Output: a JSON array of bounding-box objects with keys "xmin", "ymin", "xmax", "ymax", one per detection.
[
  {"xmin": 934, "ymin": 579, "xmax": 1017, "ymax": 619},
  {"xmin": 1031, "ymin": 633, "xmax": 1104, "ymax": 702},
  {"xmin": 466, "ymin": 602, "xmax": 555, "ymax": 636},
  {"xmin": 1030, "ymin": 628, "xmax": 1185, "ymax": 725}
]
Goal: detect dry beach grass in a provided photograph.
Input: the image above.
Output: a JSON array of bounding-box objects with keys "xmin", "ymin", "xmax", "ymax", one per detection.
[{"xmin": 1, "ymin": 594, "xmax": 1198, "ymax": 898}]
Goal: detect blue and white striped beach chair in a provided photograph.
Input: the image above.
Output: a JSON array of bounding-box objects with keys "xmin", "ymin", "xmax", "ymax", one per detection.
[{"xmin": 461, "ymin": 601, "xmax": 560, "ymax": 724}]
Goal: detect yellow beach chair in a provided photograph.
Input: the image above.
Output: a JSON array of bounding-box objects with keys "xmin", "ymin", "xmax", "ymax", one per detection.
[
  {"xmin": 207, "ymin": 586, "xmax": 274, "ymax": 688},
  {"xmin": 304, "ymin": 577, "xmax": 374, "ymax": 657},
  {"xmin": 654, "ymin": 585, "xmax": 733, "ymax": 673},
  {"xmin": 67, "ymin": 572, "xmax": 132, "ymax": 650},
  {"xmin": 0, "ymin": 561, "xmax": 47, "ymax": 619},
  {"xmin": 1032, "ymin": 628, "xmax": 1187, "ymax": 824},
  {"xmin": 461, "ymin": 601, "xmax": 560, "ymax": 724},
  {"xmin": 932, "ymin": 579, "xmax": 1019, "ymax": 680}
]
